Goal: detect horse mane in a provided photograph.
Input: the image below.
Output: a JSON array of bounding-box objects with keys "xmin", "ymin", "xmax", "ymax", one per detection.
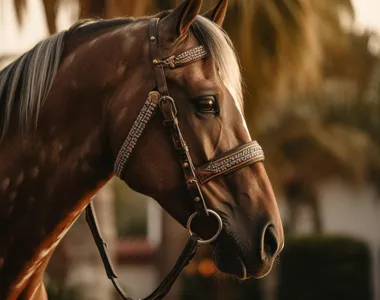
[
  {"xmin": 192, "ymin": 16, "xmax": 244, "ymax": 112},
  {"xmin": 0, "ymin": 17, "xmax": 134, "ymax": 141},
  {"xmin": 0, "ymin": 13, "xmax": 241, "ymax": 141}
]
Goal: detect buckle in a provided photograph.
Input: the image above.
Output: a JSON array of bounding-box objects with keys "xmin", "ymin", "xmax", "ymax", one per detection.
[
  {"xmin": 159, "ymin": 96, "xmax": 178, "ymax": 118},
  {"xmin": 153, "ymin": 55, "xmax": 176, "ymax": 69}
]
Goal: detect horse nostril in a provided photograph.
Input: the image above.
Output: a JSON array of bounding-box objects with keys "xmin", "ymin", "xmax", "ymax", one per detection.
[{"xmin": 262, "ymin": 225, "xmax": 279, "ymax": 260}]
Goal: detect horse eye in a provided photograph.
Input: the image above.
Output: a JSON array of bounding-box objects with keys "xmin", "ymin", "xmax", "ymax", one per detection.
[{"xmin": 194, "ymin": 97, "xmax": 219, "ymax": 114}]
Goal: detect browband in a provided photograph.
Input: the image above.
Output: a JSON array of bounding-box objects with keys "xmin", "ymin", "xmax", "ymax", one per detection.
[{"xmin": 153, "ymin": 45, "xmax": 208, "ymax": 69}]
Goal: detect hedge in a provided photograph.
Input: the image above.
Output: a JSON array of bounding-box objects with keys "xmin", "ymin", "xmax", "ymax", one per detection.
[{"xmin": 278, "ymin": 235, "xmax": 372, "ymax": 300}]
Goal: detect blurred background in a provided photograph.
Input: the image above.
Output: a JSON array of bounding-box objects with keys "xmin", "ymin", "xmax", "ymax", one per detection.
[{"xmin": 1, "ymin": 0, "xmax": 380, "ymax": 299}]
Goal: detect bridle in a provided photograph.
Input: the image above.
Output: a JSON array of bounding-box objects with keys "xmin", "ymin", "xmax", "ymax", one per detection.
[{"xmin": 85, "ymin": 18, "xmax": 265, "ymax": 300}]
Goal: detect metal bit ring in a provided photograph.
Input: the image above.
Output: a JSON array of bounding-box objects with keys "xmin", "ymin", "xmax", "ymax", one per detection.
[{"xmin": 186, "ymin": 209, "xmax": 223, "ymax": 245}]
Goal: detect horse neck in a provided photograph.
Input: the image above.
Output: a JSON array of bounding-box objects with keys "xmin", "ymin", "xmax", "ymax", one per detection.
[
  {"xmin": 0, "ymin": 20, "xmax": 152, "ymax": 295},
  {"xmin": 0, "ymin": 32, "xmax": 121, "ymax": 294}
]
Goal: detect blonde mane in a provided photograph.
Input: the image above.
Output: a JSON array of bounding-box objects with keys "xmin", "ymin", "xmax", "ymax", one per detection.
[
  {"xmin": 0, "ymin": 16, "xmax": 243, "ymax": 141},
  {"xmin": 192, "ymin": 16, "xmax": 244, "ymax": 111}
]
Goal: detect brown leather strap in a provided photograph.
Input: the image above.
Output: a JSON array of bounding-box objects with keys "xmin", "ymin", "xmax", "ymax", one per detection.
[
  {"xmin": 149, "ymin": 18, "xmax": 169, "ymax": 96},
  {"xmin": 85, "ymin": 202, "xmax": 133, "ymax": 300},
  {"xmin": 148, "ymin": 18, "xmax": 208, "ymax": 217},
  {"xmin": 86, "ymin": 202, "xmax": 198, "ymax": 300},
  {"xmin": 159, "ymin": 96, "xmax": 209, "ymax": 217},
  {"xmin": 144, "ymin": 234, "xmax": 198, "ymax": 300}
]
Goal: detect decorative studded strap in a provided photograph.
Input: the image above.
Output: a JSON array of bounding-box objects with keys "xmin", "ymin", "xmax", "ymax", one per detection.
[
  {"xmin": 195, "ymin": 141, "xmax": 265, "ymax": 184},
  {"xmin": 114, "ymin": 91, "xmax": 161, "ymax": 178},
  {"xmin": 153, "ymin": 45, "xmax": 208, "ymax": 69}
]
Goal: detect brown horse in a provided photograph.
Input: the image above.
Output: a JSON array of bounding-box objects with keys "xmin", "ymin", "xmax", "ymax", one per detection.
[{"xmin": 0, "ymin": 0, "xmax": 284, "ymax": 299}]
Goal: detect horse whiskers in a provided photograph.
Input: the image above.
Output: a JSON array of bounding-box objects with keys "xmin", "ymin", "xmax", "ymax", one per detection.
[
  {"xmin": 274, "ymin": 254, "xmax": 281, "ymax": 266},
  {"xmin": 239, "ymin": 257, "xmax": 248, "ymax": 280},
  {"xmin": 212, "ymin": 269, "xmax": 244, "ymax": 283}
]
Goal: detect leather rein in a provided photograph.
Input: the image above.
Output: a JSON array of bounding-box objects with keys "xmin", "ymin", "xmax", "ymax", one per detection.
[{"xmin": 85, "ymin": 18, "xmax": 265, "ymax": 300}]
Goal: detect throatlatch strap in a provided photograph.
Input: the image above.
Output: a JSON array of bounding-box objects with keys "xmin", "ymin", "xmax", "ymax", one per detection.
[{"xmin": 86, "ymin": 202, "xmax": 198, "ymax": 300}]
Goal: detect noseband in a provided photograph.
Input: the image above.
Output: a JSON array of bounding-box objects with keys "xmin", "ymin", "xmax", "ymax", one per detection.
[{"xmin": 86, "ymin": 18, "xmax": 265, "ymax": 300}]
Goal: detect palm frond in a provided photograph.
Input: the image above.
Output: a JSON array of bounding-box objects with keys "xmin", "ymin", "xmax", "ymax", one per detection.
[
  {"xmin": 13, "ymin": 0, "xmax": 27, "ymax": 26},
  {"xmin": 260, "ymin": 56, "xmax": 380, "ymax": 189},
  {"xmin": 220, "ymin": 0, "xmax": 354, "ymax": 132},
  {"xmin": 42, "ymin": 0, "xmax": 59, "ymax": 34},
  {"xmin": 105, "ymin": 0, "xmax": 151, "ymax": 18}
]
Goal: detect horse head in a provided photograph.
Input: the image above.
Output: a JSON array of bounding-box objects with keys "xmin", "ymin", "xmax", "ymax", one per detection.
[{"xmin": 107, "ymin": 0, "xmax": 284, "ymax": 279}]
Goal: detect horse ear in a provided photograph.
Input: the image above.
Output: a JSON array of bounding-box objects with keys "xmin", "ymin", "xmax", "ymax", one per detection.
[
  {"xmin": 203, "ymin": 0, "xmax": 228, "ymax": 27},
  {"xmin": 161, "ymin": 0, "xmax": 203, "ymax": 40}
]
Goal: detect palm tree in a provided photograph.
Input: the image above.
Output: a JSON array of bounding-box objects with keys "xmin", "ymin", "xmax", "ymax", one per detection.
[
  {"xmin": 13, "ymin": 0, "xmax": 155, "ymax": 34},
  {"xmin": 258, "ymin": 28, "xmax": 380, "ymax": 234},
  {"xmin": 13, "ymin": 0, "xmax": 59, "ymax": 35}
]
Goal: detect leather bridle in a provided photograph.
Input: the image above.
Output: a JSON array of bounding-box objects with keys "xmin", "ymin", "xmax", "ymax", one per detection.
[{"xmin": 85, "ymin": 18, "xmax": 265, "ymax": 300}]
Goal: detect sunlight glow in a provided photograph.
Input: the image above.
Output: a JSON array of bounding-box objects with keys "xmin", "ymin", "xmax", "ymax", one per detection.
[{"xmin": 352, "ymin": 0, "xmax": 380, "ymax": 33}]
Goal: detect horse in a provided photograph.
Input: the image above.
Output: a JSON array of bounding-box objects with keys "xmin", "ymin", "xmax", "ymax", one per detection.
[{"xmin": 0, "ymin": 0, "xmax": 284, "ymax": 299}]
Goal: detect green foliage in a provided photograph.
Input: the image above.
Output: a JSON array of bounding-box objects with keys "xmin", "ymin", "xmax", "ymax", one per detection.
[{"xmin": 278, "ymin": 235, "xmax": 372, "ymax": 300}]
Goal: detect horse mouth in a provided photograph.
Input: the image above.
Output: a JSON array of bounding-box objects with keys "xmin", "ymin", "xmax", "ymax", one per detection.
[{"xmin": 212, "ymin": 231, "xmax": 272, "ymax": 280}]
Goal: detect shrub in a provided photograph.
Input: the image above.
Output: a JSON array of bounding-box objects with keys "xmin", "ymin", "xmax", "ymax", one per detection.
[{"xmin": 278, "ymin": 235, "xmax": 372, "ymax": 300}]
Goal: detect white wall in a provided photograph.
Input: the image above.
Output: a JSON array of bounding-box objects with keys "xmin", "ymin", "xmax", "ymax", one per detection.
[
  {"xmin": 0, "ymin": 0, "xmax": 77, "ymax": 64},
  {"xmin": 319, "ymin": 181, "xmax": 380, "ymax": 300},
  {"xmin": 352, "ymin": 0, "xmax": 380, "ymax": 33},
  {"xmin": 281, "ymin": 179, "xmax": 380, "ymax": 300}
]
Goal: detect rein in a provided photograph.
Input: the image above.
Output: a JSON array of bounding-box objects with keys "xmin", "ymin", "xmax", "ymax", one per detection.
[{"xmin": 86, "ymin": 17, "xmax": 265, "ymax": 299}]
